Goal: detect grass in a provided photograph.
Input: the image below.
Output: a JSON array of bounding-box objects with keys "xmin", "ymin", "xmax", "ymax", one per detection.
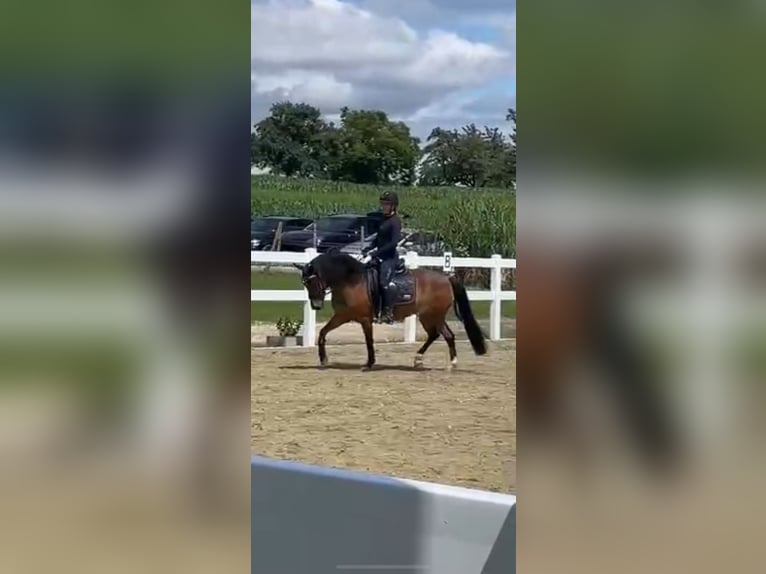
[
  {"xmin": 251, "ymin": 269, "xmax": 516, "ymax": 324},
  {"xmin": 251, "ymin": 270, "xmax": 333, "ymax": 323}
]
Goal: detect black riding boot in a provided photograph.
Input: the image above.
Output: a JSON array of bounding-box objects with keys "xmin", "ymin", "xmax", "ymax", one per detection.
[{"xmin": 380, "ymin": 286, "xmax": 395, "ymax": 324}]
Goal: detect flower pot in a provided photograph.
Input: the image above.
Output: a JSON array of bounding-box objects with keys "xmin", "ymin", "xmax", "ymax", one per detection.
[{"xmin": 266, "ymin": 335, "xmax": 303, "ymax": 347}]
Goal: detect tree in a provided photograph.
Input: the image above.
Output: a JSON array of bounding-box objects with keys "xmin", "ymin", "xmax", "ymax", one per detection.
[
  {"xmin": 482, "ymin": 125, "xmax": 515, "ymax": 188},
  {"xmin": 332, "ymin": 108, "xmax": 421, "ymax": 185},
  {"xmin": 503, "ymin": 108, "xmax": 517, "ymax": 184},
  {"xmin": 250, "ymin": 131, "xmax": 257, "ymax": 166},
  {"xmin": 506, "ymin": 108, "xmax": 517, "ymax": 146},
  {"xmin": 251, "ymin": 100, "xmax": 515, "ymax": 187},
  {"xmin": 419, "ymin": 127, "xmax": 460, "ymax": 186},
  {"xmin": 251, "ymin": 102, "xmax": 330, "ymax": 177},
  {"xmin": 419, "ymin": 113, "xmax": 516, "ymax": 188},
  {"xmin": 420, "ymin": 125, "xmax": 488, "ymax": 187}
]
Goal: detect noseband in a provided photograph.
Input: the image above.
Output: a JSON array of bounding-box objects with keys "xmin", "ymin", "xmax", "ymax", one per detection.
[{"xmin": 303, "ymin": 273, "xmax": 330, "ymax": 295}]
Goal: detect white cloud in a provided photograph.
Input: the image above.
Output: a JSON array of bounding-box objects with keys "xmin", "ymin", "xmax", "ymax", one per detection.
[
  {"xmin": 402, "ymin": 90, "xmax": 515, "ymax": 141},
  {"xmin": 252, "ymin": 70, "xmax": 353, "ymax": 110},
  {"xmin": 251, "ymin": 0, "xmax": 515, "ymax": 137},
  {"xmin": 252, "ymin": 0, "xmax": 416, "ymax": 69},
  {"xmin": 501, "ymin": 12, "xmax": 516, "ymax": 58},
  {"xmin": 399, "ymin": 30, "xmax": 508, "ymax": 88},
  {"xmin": 406, "ymin": 92, "xmax": 482, "ymax": 124},
  {"xmin": 359, "ymin": 0, "xmax": 516, "ymax": 26}
]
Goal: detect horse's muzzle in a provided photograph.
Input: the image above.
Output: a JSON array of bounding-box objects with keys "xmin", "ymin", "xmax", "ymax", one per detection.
[{"xmin": 310, "ymin": 300, "xmax": 324, "ymax": 310}]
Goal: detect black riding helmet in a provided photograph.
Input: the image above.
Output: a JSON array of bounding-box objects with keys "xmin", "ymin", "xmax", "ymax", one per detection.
[{"xmin": 379, "ymin": 190, "xmax": 399, "ymax": 207}]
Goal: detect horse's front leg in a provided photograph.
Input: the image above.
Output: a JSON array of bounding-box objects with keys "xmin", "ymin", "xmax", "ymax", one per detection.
[
  {"xmin": 317, "ymin": 313, "xmax": 347, "ymax": 367},
  {"xmin": 360, "ymin": 318, "xmax": 375, "ymax": 371}
]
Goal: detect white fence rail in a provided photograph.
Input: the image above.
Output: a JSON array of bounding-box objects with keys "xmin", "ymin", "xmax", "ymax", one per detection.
[
  {"xmin": 252, "ymin": 456, "xmax": 516, "ymax": 574},
  {"xmin": 251, "ymin": 248, "xmax": 516, "ymax": 347}
]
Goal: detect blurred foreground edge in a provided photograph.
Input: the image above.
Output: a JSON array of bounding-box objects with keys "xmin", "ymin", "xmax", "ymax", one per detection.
[
  {"xmin": 0, "ymin": 74, "xmax": 250, "ymax": 574},
  {"xmin": 517, "ymin": 175, "xmax": 766, "ymax": 574}
]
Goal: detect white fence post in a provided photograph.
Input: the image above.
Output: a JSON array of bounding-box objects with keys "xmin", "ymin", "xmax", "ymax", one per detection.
[
  {"xmin": 302, "ymin": 248, "xmax": 318, "ymax": 347},
  {"xmin": 404, "ymin": 251, "xmax": 418, "ymax": 344},
  {"xmin": 490, "ymin": 254, "xmax": 502, "ymax": 341}
]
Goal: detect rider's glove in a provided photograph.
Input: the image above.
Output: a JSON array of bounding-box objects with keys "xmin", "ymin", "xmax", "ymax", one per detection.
[{"xmin": 366, "ymin": 248, "xmax": 378, "ymax": 258}]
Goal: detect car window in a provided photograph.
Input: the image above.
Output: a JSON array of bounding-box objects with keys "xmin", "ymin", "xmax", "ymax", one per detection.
[
  {"xmin": 251, "ymin": 219, "xmax": 278, "ymax": 232},
  {"xmin": 284, "ymin": 220, "xmax": 307, "ymax": 230},
  {"xmin": 309, "ymin": 217, "xmax": 360, "ymax": 232}
]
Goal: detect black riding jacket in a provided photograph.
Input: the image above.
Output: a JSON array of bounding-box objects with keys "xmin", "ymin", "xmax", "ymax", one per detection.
[{"xmin": 373, "ymin": 213, "xmax": 402, "ymax": 260}]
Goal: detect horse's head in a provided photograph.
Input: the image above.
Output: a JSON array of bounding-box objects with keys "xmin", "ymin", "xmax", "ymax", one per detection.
[{"xmin": 295, "ymin": 262, "xmax": 326, "ymax": 310}]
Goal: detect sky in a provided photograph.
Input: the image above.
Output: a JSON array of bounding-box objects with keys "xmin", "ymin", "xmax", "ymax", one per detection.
[{"xmin": 251, "ymin": 0, "xmax": 516, "ymax": 140}]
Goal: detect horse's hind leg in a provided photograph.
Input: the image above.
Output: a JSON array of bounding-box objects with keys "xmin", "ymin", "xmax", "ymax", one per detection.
[
  {"xmin": 440, "ymin": 322, "xmax": 458, "ymax": 369},
  {"xmin": 414, "ymin": 316, "xmax": 440, "ymax": 368}
]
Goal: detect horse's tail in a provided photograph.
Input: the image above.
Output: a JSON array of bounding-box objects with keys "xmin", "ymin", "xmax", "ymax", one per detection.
[{"xmin": 449, "ymin": 276, "xmax": 487, "ymax": 356}]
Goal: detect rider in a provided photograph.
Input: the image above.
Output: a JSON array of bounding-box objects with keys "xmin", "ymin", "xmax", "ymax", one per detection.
[{"xmin": 363, "ymin": 191, "xmax": 402, "ymax": 324}]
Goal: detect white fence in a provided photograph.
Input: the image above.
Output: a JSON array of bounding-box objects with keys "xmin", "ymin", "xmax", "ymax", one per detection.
[
  {"xmin": 252, "ymin": 456, "xmax": 516, "ymax": 574},
  {"xmin": 251, "ymin": 248, "xmax": 516, "ymax": 347}
]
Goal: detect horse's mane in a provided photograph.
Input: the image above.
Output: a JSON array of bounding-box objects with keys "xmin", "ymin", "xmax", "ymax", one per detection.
[{"xmin": 311, "ymin": 251, "xmax": 366, "ymax": 287}]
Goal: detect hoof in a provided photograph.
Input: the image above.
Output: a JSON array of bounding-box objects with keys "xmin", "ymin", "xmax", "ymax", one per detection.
[
  {"xmin": 413, "ymin": 354, "xmax": 424, "ymax": 368},
  {"xmin": 361, "ymin": 364, "xmax": 374, "ymax": 372},
  {"xmin": 449, "ymin": 358, "xmax": 458, "ymax": 370},
  {"xmin": 319, "ymin": 359, "xmax": 328, "ymax": 368}
]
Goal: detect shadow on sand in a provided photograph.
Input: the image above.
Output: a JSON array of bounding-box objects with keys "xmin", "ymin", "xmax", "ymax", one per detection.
[{"xmin": 279, "ymin": 363, "xmax": 478, "ymax": 374}]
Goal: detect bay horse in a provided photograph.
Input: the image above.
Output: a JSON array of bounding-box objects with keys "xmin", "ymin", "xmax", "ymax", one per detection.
[
  {"xmin": 296, "ymin": 252, "xmax": 487, "ymax": 370},
  {"xmin": 520, "ymin": 240, "xmax": 682, "ymax": 473}
]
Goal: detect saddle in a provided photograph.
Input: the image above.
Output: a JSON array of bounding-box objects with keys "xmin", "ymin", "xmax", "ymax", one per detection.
[{"xmin": 366, "ymin": 257, "xmax": 415, "ymax": 313}]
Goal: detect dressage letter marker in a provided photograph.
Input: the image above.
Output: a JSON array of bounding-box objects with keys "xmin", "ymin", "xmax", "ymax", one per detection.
[{"xmin": 442, "ymin": 252, "xmax": 453, "ymax": 273}]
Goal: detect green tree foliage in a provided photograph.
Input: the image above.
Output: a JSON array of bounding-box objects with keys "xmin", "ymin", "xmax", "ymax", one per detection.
[
  {"xmin": 330, "ymin": 107, "xmax": 421, "ymax": 185},
  {"xmin": 419, "ymin": 118, "xmax": 515, "ymax": 188},
  {"xmin": 506, "ymin": 108, "xmax": 517, "ymax": 184},
  {"xmin": 251, "ymin": 101, "xmax": 515, "ymax": 188},
  {"xmin": 251, "ymin": 101, "xmax": 330, "ymax": 177}
]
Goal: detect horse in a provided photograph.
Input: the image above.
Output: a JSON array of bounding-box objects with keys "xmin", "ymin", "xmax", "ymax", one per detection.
[
  {"xmin": 520, "ymin": 240, "xmax": 682, "ymax": 473},
  {"xmin": 295, "ymin": 251, "xmax": 487, "ymax": 370}
]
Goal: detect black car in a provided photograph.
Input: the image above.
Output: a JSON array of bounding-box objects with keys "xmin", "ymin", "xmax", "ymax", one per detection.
[
  {"xmin": 340, "ymin": 228, "xmax": 448, "ymax": 257},
  {"xmin": 401, "ymin": 230, "xmax": 449, "ymax": 256},
  {"xmin": 278, "ymin": 213, "xmax": 383, "ymax": 253},
  {"xmin": 251, "ymin": 216, "xmax": 312, "ymax": 250}
]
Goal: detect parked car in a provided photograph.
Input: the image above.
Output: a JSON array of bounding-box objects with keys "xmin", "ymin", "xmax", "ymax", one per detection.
[
  {"xmin": 278, "ymin": 213, "xmax": 383, "ymax": 253},
  {"xmin": 340, "ymin": 228, "xmax": 449, "ymax": 257},
  {"xmin": 251, "ymin": 216, "xmax": 312, "ymax": 250},
  {"xmin": 401, "ymin": 230, "xmax": 449, "ymax": 256},
  {"xmin": 340, "ymin": 227, "xmax": 411, "ymax": 256},
  {"xmin": 339, "ymin": 232, "xmax": 378, "ymax": 256}
]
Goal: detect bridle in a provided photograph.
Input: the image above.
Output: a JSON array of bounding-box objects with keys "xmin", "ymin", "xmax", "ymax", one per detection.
[{"xmin": 302, "ymin": 272, "xmax": 330, "ymax": 296}]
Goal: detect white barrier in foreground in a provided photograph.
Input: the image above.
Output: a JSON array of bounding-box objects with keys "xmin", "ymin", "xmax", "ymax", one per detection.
[
  {"xmin": 251, "ymin": 249, "xmax": 516, "ymax": 347},
  {"xmin": 252, "ymin": 456, "xmax": 516, "ymax": 574}
]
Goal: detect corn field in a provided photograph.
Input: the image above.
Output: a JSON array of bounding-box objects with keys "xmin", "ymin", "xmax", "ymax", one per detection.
[{"xmin": 251, "ymin": 176, "xmax": 516, "ymax": 258}]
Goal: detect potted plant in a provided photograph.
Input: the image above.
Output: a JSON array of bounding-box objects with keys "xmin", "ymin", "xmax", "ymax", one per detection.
[{"xmin": 266, "ymin": 316, "xmax": 304, "ymax": 347}]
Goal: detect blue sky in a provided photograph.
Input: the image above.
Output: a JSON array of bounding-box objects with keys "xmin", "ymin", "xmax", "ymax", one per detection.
[{"xmin": 251, "ymin": 0, "xmax": 515, "ymax": 139}]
